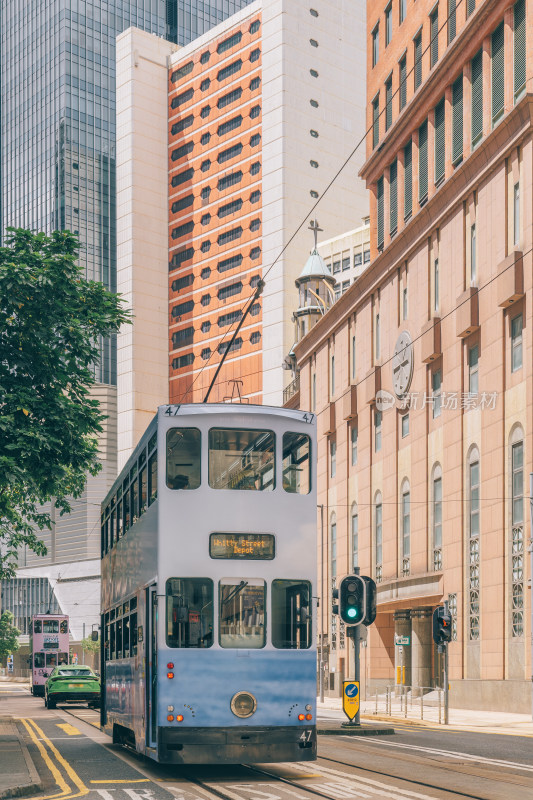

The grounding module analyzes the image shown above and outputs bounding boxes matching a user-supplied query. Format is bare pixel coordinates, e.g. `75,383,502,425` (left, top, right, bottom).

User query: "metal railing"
368,685,445,723
283,375,300,404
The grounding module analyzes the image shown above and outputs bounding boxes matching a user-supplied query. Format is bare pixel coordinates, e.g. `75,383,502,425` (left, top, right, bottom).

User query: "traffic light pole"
344,567,361,727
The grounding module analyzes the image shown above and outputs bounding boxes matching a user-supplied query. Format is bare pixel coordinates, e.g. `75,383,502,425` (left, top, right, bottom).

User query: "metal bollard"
421,691,424,720
375,690,378,715
404,686,408,718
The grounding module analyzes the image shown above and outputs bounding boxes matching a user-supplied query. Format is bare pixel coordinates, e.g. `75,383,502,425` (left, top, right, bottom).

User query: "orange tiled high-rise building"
293,0,533,711
167,14,264,405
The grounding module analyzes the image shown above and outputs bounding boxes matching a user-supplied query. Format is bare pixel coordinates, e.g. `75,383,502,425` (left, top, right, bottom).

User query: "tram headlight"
230,691,257,719
305,704,312,711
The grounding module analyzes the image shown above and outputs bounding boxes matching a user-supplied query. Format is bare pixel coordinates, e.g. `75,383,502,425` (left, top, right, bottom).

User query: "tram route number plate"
210,533,275,560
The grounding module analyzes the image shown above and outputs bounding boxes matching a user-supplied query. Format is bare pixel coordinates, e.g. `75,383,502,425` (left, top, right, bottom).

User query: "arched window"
510,426,524,637
467,446,480,641
351,503,359,570
374,492,383,582
401,479,410,576
432,464,443,571
330,513,337,582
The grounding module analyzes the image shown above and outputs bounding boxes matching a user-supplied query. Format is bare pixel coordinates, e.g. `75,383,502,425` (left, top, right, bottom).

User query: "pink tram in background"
30,614,70,696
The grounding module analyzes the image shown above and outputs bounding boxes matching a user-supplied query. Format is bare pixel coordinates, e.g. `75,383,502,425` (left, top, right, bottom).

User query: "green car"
44,666,101,709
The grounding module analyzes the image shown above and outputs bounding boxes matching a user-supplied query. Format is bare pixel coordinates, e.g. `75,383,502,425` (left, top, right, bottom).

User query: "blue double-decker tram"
100,403,317,764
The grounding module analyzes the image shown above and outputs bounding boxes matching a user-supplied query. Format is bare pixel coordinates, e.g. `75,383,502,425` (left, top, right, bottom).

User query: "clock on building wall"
392,331,414,398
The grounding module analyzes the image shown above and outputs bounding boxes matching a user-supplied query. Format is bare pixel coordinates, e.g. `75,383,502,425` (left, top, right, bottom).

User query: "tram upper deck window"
219,579,266,648
282,433,311,494
209,429,275,490
43,620,59,634
272,580,312,649
34,653,45,668
34,620,42,634
166,578,213,648
59,620,68,634
166,429,201,490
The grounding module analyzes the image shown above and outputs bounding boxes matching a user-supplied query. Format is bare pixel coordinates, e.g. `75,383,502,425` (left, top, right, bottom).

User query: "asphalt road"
1,685,533,800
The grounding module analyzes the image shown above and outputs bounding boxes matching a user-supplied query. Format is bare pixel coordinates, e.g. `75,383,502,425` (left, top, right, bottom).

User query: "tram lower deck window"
272,580,312,649
219,579,266,648
34,653,45,668
209,429,275,490
166,578,214,647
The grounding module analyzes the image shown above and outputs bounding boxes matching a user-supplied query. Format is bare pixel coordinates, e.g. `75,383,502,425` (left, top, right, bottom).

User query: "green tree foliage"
0,229,130,577
0,611,21,664
81,636,100,655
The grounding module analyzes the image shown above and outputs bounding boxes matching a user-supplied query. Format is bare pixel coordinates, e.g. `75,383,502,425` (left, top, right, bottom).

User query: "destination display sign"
209,533,275,560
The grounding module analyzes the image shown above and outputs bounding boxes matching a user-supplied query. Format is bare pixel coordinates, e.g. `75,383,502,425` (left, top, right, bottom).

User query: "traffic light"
361,576,377,626
432,606,452,645
339,575,365,625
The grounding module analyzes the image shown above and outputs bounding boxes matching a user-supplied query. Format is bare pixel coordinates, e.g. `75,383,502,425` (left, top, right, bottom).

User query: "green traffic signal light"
339,575,365,625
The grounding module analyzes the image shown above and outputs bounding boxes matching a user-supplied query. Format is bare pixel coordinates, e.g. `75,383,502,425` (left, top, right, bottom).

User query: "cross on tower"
308,219,323,250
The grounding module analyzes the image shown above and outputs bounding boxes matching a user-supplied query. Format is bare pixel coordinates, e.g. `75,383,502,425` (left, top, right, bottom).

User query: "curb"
318,725,395,736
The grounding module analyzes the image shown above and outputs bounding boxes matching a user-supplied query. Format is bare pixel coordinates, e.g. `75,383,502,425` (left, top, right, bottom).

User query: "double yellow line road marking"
20,718,89,799
20,719,151,799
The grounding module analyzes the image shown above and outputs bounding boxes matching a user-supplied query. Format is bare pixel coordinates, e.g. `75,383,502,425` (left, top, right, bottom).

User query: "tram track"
59,705,532,799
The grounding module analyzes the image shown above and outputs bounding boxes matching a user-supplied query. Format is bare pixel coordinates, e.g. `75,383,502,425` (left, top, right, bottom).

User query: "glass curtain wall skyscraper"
0,0,253,384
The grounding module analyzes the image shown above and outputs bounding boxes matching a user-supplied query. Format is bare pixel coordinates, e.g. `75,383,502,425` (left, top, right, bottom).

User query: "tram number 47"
299,729,313,744
302,413,314,424
164,405,181,416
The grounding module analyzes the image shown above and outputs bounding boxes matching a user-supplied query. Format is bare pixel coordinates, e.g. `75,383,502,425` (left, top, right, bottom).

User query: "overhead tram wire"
178,0,470,403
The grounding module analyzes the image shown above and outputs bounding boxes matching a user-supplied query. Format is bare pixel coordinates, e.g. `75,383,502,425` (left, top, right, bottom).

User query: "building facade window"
511,438,524,637
448,0,456,42
468,456,480,640
377,177,385,249
419,120,428,203
514,183,520,245
414,33,422,89
372,95,380,148
375,409,382,452
434,98,445,184
401,413,409,438
351,423,358,466
403,285,408,319
430,7,438,67
471,49,483,147
404,140,413,220
399,56,407,109
385,77,393,130
385,5,392,46
452,75,464,165
468,344,479,394
432,368,442,418
400,0,406,24
434,258,439,312
330,439,336,478
511,314,523,371
375,495,383,582
433,471,443,570
372,25,379,67
331,514,337,580
492,22,505,125
375,312,381,359
470,224,477,284
514,0,526,101
402,484,410,576
331,354,335,396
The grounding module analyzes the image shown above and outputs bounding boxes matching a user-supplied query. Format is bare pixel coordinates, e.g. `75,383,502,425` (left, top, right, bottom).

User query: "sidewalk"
0,718,44,799
317,695,533,735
